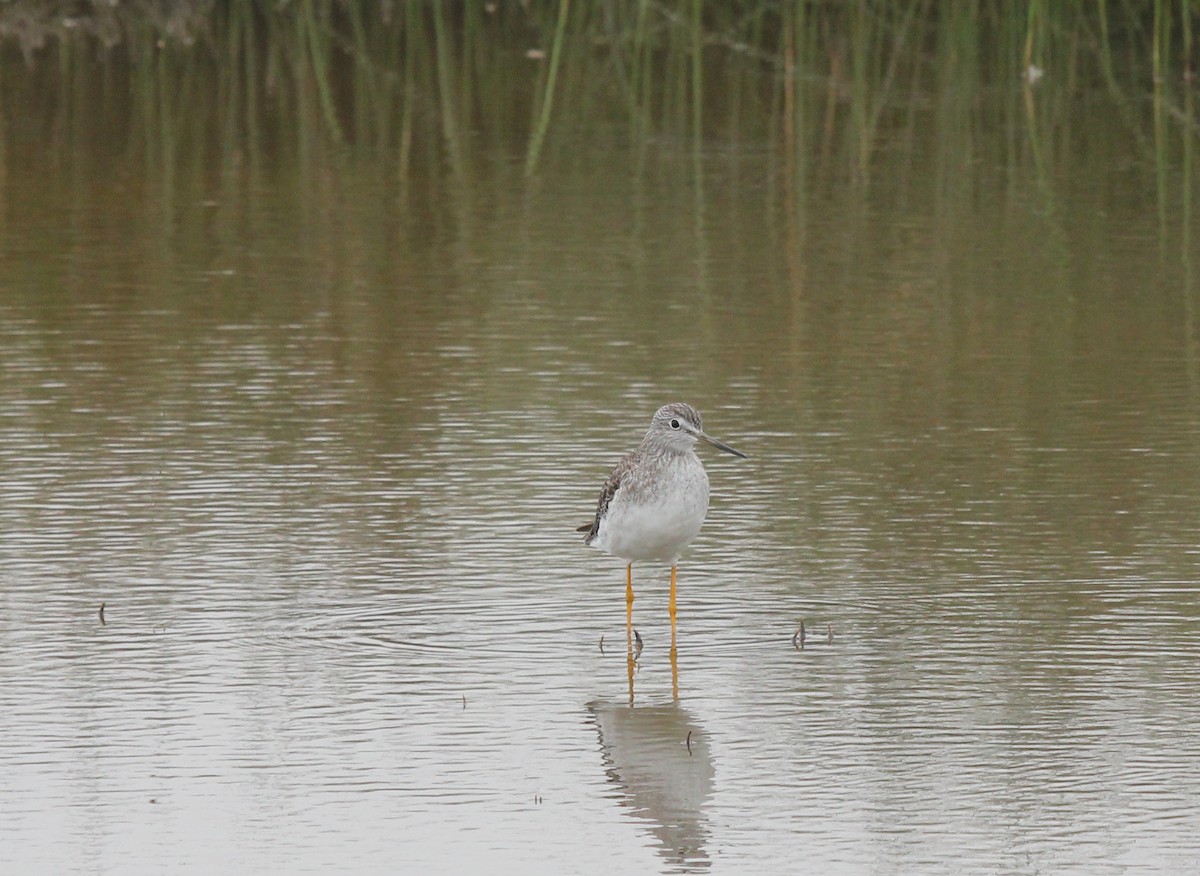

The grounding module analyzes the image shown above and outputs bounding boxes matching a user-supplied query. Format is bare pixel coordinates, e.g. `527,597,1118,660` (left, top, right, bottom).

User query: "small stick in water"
99,603,106,626
599,635,605,654
686,730,693,755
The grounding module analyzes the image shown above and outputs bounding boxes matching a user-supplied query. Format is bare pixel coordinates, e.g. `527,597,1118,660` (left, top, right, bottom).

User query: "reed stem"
526,0,571,175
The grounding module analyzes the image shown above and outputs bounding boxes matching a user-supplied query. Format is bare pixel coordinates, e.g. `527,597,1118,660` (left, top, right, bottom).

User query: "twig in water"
599,635,605,654
99,603,106,626
686,730,693,755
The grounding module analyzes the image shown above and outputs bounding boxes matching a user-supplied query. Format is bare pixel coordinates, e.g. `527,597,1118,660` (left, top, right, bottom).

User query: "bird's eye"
669,418,681,429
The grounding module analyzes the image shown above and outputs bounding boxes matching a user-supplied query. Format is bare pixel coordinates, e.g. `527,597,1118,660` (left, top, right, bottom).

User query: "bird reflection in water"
591,622,712,871
588,693,715,873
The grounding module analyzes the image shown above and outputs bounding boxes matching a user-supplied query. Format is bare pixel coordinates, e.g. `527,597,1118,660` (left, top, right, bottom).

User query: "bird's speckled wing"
578,449,642,544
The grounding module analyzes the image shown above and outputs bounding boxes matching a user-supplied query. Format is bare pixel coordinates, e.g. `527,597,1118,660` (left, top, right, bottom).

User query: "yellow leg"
625,563,636,705
669,564,679,700
625,563,634,629
669,564,678,626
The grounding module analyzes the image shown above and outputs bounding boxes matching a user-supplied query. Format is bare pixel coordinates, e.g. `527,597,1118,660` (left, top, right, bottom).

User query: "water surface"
2,90,1200,874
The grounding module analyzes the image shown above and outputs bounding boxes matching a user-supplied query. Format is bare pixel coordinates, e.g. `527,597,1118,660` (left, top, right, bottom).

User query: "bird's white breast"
592,452,710,563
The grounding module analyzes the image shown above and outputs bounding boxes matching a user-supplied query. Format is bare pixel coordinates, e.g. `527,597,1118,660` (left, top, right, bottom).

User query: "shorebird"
578,403,746,628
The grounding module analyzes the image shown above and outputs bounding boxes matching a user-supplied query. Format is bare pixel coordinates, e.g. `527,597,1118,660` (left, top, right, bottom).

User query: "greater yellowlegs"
578,403,747,628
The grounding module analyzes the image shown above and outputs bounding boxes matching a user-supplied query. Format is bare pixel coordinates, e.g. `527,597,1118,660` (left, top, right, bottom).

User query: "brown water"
2,78,1200,874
